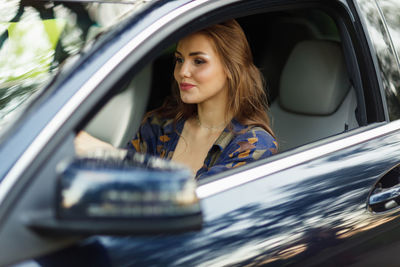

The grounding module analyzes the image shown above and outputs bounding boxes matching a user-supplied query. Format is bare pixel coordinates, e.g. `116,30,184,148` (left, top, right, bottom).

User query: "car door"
96,123,400,266
3,0,400,266
92,0,400,265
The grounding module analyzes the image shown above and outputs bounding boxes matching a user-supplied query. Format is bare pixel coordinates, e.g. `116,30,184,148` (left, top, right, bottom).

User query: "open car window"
81,7,367,179
239,10,359,152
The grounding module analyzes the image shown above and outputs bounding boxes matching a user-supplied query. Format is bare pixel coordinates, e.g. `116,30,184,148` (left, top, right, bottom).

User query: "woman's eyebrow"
175,50,207,56
189,51,207,56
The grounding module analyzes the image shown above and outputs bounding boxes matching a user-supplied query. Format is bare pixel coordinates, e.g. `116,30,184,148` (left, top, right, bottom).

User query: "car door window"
0,1,139,138
79,7,367,178
376,0,400,63
355,0,400,121
239,10,359,152
374,0,400,120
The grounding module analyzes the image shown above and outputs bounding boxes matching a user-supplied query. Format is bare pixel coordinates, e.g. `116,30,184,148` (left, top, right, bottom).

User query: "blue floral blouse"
126,114,277,180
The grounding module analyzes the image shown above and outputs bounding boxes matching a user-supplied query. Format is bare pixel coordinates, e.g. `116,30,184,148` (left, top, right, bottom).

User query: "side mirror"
29,152,202,235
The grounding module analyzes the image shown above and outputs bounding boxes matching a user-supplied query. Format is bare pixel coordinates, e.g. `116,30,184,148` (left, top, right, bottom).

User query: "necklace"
196,115,227,130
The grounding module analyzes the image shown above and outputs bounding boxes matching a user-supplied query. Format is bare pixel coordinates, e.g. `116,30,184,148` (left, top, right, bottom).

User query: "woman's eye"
194,58,205,65
175,56,184,64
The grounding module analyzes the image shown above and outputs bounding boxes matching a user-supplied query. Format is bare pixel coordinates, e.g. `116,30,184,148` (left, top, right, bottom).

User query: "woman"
76,19,277,179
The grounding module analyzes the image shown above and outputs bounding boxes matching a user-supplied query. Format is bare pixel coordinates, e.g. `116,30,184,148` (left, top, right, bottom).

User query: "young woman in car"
76,19,277,179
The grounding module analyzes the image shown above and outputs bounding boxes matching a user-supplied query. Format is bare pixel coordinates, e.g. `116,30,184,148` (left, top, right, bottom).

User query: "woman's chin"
180,96,199,104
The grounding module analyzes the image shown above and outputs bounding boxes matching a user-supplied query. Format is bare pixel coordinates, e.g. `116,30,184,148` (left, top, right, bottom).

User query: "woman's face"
174,33,228,105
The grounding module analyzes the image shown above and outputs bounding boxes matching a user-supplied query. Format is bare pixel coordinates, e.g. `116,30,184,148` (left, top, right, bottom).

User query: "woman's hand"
74,131,118,156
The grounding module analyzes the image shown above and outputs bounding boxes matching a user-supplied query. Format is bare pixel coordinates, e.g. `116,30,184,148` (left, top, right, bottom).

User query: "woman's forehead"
176,33,216,55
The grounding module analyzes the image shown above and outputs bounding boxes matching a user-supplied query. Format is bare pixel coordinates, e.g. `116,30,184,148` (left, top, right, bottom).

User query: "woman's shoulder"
219,122,277,163
244,127,276,145
231,121,277,151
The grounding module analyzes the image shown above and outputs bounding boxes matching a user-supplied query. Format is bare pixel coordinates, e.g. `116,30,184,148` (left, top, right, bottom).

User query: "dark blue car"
2,0,400,266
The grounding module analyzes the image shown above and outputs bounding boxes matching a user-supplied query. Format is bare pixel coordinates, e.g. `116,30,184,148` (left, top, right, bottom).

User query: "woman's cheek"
173,67,180,82
193,66,214,84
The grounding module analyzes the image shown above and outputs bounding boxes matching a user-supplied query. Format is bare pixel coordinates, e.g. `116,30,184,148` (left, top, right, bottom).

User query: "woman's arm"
74,131,121,156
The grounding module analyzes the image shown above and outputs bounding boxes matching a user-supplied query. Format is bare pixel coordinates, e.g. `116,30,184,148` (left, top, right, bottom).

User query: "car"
2,0,400,266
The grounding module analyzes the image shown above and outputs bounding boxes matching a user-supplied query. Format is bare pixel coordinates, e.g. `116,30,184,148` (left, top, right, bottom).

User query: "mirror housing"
28,152,202,235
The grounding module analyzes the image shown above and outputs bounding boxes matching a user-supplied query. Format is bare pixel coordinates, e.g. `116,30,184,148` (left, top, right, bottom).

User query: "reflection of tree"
376,0,400,120
357,0,400,121
0,1,95,63
0,1,95,132
378,0,400,59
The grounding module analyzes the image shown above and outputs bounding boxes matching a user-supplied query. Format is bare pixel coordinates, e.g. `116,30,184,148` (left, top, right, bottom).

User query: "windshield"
0,0,146,138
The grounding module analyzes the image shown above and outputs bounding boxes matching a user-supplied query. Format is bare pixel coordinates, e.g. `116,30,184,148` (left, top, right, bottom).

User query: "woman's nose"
179,62,191,78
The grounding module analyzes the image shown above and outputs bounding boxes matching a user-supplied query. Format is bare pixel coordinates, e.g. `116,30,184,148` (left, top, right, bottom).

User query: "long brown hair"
152,19,275,138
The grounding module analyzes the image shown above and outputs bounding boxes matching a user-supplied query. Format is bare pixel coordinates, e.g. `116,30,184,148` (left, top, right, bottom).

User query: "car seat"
85,65,151,148
269,40,358,152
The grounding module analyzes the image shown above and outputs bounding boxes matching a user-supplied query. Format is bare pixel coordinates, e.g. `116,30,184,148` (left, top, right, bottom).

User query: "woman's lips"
180,83,195,91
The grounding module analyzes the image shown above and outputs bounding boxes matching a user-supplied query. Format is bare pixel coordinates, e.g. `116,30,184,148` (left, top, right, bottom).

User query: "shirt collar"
214,119,247,151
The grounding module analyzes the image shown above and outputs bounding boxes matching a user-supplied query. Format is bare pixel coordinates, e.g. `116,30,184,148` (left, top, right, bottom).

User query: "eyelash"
175,56,184,64
194,58,205,65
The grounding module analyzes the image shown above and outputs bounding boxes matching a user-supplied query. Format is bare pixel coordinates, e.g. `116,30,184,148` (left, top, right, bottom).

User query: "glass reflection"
356,0,400,121
377,0,400,61
0,1,139,138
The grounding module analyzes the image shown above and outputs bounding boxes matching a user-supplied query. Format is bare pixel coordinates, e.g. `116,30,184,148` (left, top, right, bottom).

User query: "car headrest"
279,40,350,115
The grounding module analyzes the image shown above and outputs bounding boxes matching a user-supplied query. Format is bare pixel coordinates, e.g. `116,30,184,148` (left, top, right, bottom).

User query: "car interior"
84,8,362,154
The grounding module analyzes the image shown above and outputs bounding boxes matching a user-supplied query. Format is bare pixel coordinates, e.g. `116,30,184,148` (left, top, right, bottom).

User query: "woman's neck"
196,101,232,130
